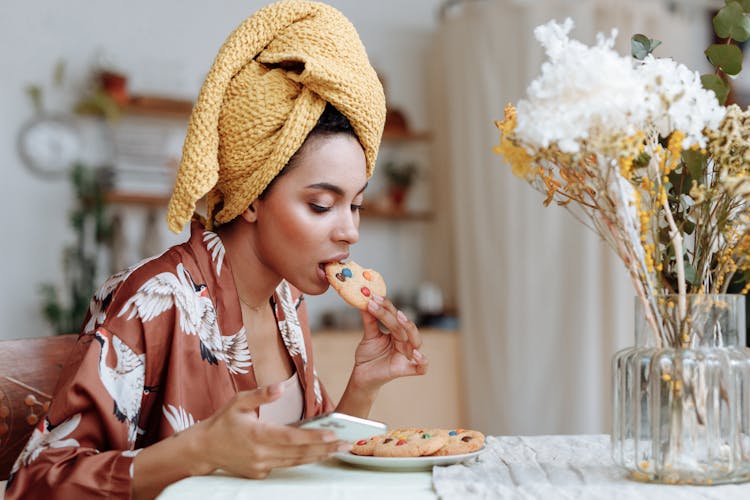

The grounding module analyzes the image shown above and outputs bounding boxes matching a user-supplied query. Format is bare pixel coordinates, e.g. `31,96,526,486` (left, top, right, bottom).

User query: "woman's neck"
217,218,281,310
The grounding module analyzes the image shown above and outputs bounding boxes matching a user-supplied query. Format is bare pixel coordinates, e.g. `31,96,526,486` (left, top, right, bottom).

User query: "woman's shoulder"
100,246,189,299
83,243,204,336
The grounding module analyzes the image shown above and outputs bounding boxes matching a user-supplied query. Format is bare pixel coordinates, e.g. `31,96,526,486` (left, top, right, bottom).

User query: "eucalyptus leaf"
679,194,695,209
705,43,743,75
701,74,730,104
714,2,750,42
683,260,701,286
631,33,662,60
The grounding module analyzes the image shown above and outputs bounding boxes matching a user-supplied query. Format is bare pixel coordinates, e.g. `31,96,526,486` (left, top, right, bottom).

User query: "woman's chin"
294,278,329,296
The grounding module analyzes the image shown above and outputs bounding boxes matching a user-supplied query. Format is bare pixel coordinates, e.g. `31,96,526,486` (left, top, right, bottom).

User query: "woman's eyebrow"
306,182,369,195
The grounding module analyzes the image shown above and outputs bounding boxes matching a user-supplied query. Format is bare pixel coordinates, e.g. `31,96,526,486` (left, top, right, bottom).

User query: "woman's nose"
335,210,359,244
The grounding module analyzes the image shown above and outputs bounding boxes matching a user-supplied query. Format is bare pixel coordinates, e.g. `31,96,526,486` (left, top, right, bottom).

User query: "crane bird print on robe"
84,254,160,334
8,414,82,487
117,263,251,374
94,330,145,444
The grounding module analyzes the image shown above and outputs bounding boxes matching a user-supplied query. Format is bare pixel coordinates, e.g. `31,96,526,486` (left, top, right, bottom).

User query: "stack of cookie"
350,428,485,457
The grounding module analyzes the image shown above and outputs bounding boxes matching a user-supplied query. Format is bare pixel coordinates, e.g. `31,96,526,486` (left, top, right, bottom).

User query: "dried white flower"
514,19,725,154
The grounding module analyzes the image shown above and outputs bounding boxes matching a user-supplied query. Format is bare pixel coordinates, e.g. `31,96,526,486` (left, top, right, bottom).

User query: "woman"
5,2,427,498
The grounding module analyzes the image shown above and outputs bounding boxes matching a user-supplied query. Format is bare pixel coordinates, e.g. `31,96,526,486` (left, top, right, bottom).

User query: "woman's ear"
240,204,258,223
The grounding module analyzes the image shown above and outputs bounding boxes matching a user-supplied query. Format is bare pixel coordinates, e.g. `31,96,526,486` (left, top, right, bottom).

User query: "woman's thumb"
234,383,285,410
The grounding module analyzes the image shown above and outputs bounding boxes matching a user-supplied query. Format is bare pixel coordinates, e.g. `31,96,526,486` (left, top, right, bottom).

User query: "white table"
157,458,435,500
158,435,750,500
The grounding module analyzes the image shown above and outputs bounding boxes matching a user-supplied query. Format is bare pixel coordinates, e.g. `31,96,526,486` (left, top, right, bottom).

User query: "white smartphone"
293,412,387,442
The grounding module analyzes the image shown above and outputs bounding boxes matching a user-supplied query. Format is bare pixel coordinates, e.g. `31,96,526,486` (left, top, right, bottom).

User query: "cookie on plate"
350,428,414,456
430,428,485,456
351,434,385,456
325,261,386,310
373,428,448,458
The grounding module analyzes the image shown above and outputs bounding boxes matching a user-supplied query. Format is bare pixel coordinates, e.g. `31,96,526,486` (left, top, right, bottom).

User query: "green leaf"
705,43,743,75
683,260,701,286
682,149,706,180
633,152,651,167
714,2,750,42
738,0,750,13
701,74,730,104
631,33,662,60
668,171,691,195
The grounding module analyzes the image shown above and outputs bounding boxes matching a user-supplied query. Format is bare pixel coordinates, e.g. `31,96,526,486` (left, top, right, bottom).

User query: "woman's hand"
133,385,347,498
190,385,348,478
351,295,429,391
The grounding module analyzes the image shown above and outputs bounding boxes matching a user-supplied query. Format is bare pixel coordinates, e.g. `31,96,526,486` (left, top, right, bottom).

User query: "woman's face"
252,133,368,295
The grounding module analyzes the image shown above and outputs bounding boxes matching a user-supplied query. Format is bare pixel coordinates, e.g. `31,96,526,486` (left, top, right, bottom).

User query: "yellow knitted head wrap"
167,0,386,233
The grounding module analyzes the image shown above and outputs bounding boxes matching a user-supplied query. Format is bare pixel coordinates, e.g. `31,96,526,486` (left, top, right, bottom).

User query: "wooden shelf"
363,206,433,221
382,128,431,142
122,95,193,119
105,191,171,207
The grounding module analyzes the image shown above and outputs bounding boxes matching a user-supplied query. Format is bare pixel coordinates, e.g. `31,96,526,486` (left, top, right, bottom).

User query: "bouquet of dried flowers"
494,7,750,349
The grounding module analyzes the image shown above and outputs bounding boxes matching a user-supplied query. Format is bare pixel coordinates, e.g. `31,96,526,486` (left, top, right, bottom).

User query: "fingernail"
413,349,425,361
397,310,408,324
368,300,380,312
323,432,338,442
373,294,384,304
337,442,352,452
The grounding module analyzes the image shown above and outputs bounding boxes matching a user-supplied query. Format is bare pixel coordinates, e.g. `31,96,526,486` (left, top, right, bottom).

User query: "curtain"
430,0,708,435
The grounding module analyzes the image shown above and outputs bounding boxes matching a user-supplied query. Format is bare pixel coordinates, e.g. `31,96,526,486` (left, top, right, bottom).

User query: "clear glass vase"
612,294,750,484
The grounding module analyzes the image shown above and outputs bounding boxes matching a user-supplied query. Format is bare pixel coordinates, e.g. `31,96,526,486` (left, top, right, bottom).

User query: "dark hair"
258,103,357,199
309,103,356,137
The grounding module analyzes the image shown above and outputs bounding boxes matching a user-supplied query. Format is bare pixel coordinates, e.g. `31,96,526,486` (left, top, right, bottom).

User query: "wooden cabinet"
310,328,465,428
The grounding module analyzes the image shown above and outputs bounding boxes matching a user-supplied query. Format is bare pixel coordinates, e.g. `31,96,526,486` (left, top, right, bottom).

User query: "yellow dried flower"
494,105,536,180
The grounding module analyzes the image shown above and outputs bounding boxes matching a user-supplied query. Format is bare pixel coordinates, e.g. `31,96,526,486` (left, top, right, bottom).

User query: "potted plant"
382,160,418,212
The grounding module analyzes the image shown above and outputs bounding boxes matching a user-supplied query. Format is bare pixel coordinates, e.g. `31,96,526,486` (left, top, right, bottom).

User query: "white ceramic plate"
334,448,485,472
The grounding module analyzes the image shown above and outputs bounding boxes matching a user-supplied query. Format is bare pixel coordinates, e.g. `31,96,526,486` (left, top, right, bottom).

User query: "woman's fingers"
396,309,422,351
231,383,285,412
256,423,338,446
220,426,349,478
366,295,423,356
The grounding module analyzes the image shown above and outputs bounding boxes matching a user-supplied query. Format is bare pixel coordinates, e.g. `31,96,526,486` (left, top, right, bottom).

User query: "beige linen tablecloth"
432,434,750,499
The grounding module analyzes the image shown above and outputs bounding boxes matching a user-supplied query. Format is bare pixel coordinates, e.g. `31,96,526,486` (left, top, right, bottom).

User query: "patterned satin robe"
5,220,334,498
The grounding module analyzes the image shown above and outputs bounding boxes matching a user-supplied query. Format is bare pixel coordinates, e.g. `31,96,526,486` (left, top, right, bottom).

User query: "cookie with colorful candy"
430,428,485,456
349,427,485,457
325,260,386,310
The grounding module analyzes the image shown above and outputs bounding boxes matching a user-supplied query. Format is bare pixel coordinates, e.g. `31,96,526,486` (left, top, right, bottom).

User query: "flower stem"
662,195,687,330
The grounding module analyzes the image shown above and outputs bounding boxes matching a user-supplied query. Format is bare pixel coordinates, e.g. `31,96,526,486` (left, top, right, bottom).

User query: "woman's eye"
351,203,364,212
309,203,331,213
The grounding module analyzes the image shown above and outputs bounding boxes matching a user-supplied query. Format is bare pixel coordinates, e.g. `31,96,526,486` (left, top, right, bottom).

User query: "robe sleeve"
4,326,145,500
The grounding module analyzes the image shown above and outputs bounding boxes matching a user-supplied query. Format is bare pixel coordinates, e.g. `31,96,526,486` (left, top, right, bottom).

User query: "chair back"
0,334,78,480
